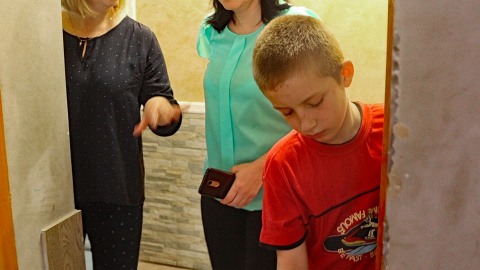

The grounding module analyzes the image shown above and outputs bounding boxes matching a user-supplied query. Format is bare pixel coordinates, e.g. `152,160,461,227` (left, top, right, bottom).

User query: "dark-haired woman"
196,0,318,269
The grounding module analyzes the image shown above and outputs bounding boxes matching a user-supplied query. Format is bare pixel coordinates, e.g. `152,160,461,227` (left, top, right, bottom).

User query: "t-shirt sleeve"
260,149,307,250
196,15,213,59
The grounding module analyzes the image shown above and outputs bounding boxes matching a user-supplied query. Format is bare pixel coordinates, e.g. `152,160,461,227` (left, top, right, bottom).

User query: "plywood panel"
41,210,85,270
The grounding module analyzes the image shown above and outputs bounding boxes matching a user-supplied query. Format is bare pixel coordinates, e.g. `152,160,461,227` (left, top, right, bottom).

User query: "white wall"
386,0,480,269
0,0,77,268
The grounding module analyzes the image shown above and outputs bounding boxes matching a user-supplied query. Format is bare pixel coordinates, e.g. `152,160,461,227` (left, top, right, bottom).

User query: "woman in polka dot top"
61,0,182,268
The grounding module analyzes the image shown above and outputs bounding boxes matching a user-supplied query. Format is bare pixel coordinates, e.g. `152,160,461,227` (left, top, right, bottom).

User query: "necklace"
77,37,92,58
67,11,114,58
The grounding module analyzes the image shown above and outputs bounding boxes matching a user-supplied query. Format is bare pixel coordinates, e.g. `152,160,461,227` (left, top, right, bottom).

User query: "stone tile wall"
139,103,211,270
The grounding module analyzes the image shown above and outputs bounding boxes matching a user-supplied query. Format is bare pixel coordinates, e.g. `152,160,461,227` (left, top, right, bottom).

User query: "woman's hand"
133,96,181,136
221,154,268,208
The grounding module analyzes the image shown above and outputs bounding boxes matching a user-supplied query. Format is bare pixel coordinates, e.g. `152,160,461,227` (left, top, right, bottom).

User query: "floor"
137,262,188,270
86,250,189,270
85,236,190,270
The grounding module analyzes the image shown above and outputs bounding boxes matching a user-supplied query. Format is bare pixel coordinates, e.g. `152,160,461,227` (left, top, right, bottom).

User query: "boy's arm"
277,241,309,270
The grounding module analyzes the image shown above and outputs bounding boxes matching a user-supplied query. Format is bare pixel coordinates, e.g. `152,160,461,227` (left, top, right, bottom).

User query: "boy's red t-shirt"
260,102,384,269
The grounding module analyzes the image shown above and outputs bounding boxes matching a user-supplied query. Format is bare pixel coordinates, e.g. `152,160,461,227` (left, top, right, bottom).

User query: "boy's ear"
341,60,354,87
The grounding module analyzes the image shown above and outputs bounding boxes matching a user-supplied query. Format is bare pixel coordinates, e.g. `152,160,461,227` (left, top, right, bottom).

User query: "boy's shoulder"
365,102,384,117
361,102,384,131
266,130,306,164
355,102,384,145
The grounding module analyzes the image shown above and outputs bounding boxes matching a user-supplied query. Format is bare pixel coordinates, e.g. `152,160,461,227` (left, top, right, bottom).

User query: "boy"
252,15,384,269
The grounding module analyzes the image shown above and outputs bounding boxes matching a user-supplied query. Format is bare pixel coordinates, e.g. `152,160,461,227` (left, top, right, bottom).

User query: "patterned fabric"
78,202,143,269
63,16,180,206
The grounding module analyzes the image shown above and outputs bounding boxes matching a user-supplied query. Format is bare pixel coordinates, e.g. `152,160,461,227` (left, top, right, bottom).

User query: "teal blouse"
197,5,319,211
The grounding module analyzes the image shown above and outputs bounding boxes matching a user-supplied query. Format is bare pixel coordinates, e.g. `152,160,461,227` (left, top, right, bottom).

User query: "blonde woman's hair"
61,0,125,17
253,15,344,92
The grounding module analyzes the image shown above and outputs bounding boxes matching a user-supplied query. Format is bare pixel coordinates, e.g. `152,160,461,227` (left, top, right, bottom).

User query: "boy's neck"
328,102,362,145
342,102,363,143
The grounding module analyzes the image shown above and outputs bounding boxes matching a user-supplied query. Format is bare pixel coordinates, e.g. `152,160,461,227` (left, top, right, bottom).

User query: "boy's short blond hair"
62,0,125,18
253,15,344,92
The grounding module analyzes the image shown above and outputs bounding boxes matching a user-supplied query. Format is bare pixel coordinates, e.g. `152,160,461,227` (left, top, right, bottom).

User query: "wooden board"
41,210,86,270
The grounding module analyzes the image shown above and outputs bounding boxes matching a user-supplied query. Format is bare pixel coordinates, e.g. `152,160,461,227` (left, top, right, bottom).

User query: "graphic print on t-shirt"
324,207,378,262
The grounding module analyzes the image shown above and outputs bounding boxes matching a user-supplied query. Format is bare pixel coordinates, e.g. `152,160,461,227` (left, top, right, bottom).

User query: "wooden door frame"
376,0,394,269
0,85,19,269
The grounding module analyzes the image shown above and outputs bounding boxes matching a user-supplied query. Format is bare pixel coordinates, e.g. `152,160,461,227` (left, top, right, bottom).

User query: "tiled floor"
86,251,189,270
85,236,190,270
138,261,189,270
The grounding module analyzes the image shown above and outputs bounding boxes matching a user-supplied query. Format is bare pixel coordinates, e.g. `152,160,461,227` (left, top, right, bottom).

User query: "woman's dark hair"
206,0,291,33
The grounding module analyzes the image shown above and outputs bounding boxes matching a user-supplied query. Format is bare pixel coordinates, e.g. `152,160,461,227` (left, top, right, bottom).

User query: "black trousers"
77,202,143,270
201,196,276,270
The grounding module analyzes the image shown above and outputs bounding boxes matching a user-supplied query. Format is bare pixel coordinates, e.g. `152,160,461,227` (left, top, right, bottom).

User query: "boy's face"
264,63,354,144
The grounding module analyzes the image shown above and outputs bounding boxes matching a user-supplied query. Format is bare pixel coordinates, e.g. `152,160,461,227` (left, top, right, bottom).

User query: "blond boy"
253,15,383,269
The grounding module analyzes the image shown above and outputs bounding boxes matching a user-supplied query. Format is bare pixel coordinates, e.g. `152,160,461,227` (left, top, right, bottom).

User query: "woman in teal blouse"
197,0,318,268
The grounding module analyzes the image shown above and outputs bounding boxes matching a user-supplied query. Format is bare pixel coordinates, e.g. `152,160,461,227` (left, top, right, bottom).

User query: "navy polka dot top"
63,16,181,206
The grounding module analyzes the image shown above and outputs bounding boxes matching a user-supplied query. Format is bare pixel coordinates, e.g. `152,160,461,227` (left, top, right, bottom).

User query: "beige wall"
136,0,211,102
136,0,388,103
294,0,387,103
0,0,78,268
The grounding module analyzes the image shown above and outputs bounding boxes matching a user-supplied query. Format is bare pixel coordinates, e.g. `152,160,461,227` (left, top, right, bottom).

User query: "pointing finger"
133,118,148,137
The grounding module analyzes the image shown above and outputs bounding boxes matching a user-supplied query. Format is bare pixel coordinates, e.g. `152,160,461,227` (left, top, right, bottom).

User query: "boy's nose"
300,116,316,133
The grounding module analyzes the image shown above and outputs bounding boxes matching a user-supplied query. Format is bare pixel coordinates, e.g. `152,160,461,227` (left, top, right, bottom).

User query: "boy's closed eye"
274,93,324,117
279,109,294,117
308,97,323,108
276,98,323,117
